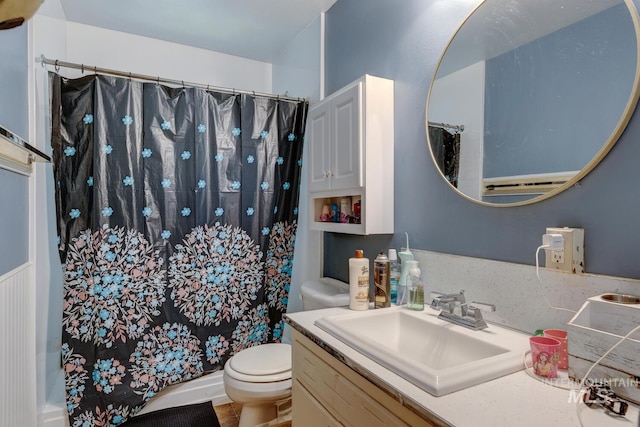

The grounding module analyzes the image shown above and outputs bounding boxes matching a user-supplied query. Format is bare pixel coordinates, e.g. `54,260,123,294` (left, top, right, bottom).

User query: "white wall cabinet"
308,82,361,192
307,75,394,235
291,329,434,427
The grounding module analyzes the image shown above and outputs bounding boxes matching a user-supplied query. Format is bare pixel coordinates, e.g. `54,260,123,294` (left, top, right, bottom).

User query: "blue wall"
323,0,640,282
0,25,30,275
484,4,635,177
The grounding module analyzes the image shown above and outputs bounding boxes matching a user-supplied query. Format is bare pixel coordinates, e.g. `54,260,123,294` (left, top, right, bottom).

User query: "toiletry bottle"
331,202,339,223
398,233,413,305
349,250,370,310
397,232,414,301
398,259,417,304
373,252,391,308
388,249,400,304
407,264,424,311
340,197,352,223
352,198,361,224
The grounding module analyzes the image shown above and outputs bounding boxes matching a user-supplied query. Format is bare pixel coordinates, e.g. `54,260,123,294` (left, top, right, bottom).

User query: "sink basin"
314,306,530,396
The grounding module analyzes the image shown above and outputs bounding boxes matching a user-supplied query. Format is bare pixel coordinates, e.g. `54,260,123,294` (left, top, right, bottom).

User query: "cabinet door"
330,82,362,190
293,380,343,427
293,330,433,426
308,101,332,192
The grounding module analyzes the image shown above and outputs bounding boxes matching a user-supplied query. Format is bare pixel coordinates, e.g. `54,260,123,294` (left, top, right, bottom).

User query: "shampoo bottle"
388,249,400,304
349,250,370,310
373,252,391,308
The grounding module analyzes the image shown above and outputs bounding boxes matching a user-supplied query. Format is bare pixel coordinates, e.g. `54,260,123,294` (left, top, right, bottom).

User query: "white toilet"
223,278,349,427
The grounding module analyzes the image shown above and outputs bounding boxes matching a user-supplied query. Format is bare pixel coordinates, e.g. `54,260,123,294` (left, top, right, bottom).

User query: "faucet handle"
469,301,496,313
429,291,444,300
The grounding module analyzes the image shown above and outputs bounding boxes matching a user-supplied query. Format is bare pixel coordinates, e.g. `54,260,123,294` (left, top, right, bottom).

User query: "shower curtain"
49,72,307,426
429,126,460,188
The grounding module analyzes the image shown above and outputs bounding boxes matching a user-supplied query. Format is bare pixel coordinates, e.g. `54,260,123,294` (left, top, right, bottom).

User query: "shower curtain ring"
94,66,97,74
128,72,132,81
156,76,160,85
81,64,84,74
54,60,60,72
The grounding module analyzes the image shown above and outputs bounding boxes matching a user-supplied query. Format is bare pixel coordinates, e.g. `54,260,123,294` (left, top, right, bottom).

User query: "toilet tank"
300,278,350,311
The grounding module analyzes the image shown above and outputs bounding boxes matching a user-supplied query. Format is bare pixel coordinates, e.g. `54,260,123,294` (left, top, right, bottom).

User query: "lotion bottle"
349,250,369,310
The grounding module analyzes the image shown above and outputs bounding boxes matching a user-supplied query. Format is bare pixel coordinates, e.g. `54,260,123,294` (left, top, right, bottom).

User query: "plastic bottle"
352,198,361,224
398,259,417,305
349,250,370,310
340,197,352,223
388,249,400,304
373,252,391,309
407,263,424,311
398,232,415,289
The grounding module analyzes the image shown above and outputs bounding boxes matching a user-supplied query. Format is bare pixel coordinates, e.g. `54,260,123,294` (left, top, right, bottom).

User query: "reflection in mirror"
427,0,640,206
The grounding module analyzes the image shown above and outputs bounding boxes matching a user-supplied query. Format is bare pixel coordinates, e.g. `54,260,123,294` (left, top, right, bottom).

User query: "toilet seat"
225,343,291,383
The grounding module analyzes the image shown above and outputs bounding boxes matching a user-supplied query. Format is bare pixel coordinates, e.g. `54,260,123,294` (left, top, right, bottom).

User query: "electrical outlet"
545,227,585,273
551,249,564,263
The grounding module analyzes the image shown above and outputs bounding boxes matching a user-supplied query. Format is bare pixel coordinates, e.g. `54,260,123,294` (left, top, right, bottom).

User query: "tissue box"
567,294,640,404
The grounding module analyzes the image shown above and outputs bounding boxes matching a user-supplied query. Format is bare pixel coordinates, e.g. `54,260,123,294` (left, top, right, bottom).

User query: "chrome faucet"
429,290,496,330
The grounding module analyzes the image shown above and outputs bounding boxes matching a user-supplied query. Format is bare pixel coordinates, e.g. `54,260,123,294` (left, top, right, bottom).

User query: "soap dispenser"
407,263,424,311
398,260,418,304
398,232,415,291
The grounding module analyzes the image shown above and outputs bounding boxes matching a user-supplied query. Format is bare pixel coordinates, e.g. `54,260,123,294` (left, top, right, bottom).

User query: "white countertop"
284,306,639,427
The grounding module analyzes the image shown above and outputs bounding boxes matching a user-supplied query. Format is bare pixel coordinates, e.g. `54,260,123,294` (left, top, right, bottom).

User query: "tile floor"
213,403,292,427
213,402,242,427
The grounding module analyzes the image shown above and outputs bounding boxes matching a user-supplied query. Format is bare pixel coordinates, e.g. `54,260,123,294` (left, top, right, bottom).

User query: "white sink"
314,306,530,396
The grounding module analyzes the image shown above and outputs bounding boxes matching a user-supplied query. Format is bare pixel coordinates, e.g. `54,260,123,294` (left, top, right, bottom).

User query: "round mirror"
426,0,640,206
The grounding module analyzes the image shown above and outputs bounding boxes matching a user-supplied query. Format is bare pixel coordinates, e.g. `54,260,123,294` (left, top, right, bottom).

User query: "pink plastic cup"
530,336,561,378
544,329,568,370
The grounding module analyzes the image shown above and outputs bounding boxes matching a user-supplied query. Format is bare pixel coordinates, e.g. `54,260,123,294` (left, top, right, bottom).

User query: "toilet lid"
229,343,291,377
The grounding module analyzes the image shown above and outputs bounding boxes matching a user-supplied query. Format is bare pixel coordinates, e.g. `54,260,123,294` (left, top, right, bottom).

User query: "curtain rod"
428,121,464,132
39,55,306,103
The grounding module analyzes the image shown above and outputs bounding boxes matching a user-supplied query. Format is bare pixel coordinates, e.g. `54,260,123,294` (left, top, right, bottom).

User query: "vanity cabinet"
291,330,434,427
307,75,394,235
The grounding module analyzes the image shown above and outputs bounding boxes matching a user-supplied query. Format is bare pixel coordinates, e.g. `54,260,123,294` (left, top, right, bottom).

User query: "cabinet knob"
327,171,333,178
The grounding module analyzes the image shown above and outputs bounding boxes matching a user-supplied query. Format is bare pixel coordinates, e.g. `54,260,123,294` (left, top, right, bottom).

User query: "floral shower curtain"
49,72,307,426
428,126,460,188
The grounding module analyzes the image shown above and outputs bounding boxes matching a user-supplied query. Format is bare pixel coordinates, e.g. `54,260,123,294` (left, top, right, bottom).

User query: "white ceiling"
36,0,338,63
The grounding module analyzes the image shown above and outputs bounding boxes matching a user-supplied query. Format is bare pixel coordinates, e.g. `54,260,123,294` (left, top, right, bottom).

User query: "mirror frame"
426,0,640,207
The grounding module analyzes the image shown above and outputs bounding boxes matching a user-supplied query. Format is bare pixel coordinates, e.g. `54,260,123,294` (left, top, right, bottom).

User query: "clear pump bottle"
407,264,424,311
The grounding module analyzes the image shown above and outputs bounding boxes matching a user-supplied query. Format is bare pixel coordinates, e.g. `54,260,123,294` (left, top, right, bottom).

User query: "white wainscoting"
0,264,36,427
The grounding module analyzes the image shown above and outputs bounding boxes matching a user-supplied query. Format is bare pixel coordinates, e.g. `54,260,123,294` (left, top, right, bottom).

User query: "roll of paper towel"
300,277,350,310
